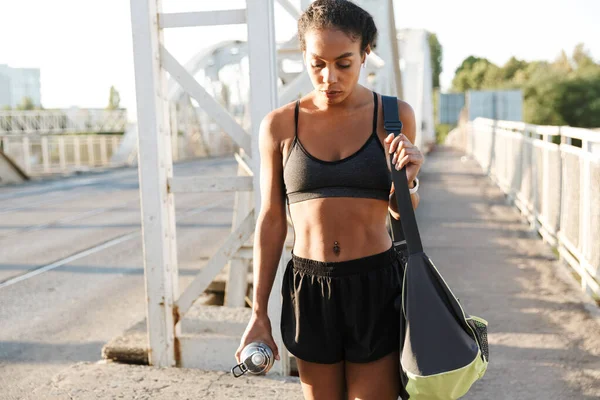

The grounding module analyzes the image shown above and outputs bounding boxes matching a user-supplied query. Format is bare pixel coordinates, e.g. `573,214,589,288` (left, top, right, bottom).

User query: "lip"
322,90,342,98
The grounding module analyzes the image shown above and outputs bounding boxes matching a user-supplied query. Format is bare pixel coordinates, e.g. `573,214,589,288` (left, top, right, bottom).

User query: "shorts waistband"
291,247,397,277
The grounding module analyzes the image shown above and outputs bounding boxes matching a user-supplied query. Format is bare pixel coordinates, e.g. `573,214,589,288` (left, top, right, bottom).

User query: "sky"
0,0,598,118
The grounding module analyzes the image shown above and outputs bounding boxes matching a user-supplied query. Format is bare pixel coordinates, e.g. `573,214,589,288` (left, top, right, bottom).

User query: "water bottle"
231,342,275,377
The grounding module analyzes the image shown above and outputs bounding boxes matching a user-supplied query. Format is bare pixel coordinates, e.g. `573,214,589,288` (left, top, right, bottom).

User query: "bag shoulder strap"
381,95,423,255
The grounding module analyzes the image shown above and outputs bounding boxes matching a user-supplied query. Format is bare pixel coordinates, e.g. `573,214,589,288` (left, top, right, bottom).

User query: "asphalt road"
0,158,237,399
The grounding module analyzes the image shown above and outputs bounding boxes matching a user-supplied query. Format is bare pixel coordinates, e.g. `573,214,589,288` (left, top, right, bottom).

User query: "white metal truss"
129,0,405,374
130,0,180,369
130,0,286,371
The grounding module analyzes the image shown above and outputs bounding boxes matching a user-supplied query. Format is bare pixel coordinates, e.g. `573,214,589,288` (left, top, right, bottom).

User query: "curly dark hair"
298,0,378,53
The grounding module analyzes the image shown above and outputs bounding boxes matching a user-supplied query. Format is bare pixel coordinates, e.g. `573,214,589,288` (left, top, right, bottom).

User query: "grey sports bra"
283,92,392,204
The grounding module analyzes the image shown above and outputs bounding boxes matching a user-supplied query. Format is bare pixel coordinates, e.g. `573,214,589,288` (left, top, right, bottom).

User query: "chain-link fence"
463,118,600,300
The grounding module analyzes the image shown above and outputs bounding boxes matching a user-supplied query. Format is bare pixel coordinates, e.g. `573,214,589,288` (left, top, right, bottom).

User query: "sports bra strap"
372,91,378,134
294,100,300,138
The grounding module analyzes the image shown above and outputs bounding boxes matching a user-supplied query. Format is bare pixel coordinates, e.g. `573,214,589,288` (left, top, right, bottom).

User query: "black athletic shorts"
281,246,406,364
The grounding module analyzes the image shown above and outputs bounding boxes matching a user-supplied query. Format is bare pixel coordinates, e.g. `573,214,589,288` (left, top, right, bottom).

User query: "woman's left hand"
384,133,424,189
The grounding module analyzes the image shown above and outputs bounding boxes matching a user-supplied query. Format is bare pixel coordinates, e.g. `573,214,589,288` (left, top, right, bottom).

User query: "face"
303,28,369,105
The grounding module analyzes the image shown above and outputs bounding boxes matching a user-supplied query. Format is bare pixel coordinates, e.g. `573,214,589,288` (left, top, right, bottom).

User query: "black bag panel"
401,254,479,376
425,255,477,336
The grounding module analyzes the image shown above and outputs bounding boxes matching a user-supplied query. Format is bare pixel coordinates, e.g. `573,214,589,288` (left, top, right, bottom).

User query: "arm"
385,100,423,220
252,112,288,317
236,110,288,362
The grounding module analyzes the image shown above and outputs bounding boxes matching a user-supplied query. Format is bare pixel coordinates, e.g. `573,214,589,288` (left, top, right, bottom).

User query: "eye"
311,63,324,69
338,64,351,69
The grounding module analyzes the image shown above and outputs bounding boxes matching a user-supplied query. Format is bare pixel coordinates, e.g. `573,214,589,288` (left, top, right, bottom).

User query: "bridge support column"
130,0,179,367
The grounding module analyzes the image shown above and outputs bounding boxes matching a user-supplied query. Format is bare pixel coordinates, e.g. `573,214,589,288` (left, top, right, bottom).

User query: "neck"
313,84,366,111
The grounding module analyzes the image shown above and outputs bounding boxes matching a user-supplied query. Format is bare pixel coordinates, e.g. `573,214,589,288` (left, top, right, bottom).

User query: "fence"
465,118,600,299
0,134,123,176
0,109,127,135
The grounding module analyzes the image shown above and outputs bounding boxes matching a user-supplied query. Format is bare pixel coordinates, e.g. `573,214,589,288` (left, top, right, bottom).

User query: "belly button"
333,241,340,255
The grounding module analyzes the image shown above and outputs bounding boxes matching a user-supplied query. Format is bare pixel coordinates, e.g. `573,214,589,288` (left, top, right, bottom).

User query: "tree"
500,57,528,82
452,58,500,91
554,70,600,127
572,43,595,70
454,56,488,75
16,97,36,110
107,86,121,110
553,50,573,74
428,33,443,89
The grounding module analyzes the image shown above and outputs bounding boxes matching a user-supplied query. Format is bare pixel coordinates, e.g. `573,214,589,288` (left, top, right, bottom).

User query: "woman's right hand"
235,312,280,363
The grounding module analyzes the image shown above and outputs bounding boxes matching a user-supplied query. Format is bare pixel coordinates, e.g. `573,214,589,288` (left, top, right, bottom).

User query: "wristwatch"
409,177,419,195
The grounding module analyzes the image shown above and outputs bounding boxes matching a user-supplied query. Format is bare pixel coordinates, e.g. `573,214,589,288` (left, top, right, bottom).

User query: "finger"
390,139,404,158
384,133,394,143
392,144,406,164
400,154,422,169
270,340,280,360
398,147,419,156
396,154,410,170
399,134,414,145
393,148,407,165
388,135,403,154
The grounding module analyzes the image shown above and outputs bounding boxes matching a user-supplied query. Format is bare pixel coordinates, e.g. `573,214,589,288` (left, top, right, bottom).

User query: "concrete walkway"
28,145,600,399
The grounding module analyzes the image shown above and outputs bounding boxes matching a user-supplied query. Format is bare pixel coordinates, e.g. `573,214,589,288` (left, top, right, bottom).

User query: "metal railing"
0,109,127,135
0,120,237,178
0,134,123,176
465,118,600,299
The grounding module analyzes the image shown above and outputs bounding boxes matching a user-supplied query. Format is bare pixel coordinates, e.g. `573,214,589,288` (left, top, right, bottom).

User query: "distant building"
0,64,41,108
467,89,523,122
438,89,523,124
438,93,466,125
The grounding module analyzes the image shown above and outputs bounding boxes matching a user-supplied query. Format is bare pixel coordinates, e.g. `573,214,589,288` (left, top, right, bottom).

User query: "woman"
236,1,424,398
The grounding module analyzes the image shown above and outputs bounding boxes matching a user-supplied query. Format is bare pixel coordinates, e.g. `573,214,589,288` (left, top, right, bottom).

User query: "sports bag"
382,95,489,400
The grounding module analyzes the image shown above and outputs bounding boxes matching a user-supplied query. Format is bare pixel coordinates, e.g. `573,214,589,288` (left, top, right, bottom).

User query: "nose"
322,66,337,84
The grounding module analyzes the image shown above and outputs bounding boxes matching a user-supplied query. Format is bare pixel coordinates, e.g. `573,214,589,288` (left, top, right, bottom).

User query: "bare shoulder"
397,99,415,121
259,102,297,147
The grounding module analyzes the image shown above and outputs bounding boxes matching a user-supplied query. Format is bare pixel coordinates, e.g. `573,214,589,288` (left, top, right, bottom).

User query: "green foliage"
500,57,528,81
16,97,36,110
107,86,121,110
451,43,600,128
435,123,454,145
428,33,443,89
452,59,501,91
554,70,600,127
454,56,486,75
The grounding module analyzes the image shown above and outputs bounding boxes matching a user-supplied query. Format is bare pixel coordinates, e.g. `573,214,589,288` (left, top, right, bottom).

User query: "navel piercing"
333,241,340,255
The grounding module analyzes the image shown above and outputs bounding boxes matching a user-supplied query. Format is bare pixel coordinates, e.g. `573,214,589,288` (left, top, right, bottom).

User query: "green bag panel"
405,349,489,400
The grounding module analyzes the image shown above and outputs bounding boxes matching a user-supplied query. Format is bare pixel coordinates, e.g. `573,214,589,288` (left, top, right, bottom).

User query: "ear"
362,45,371,63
